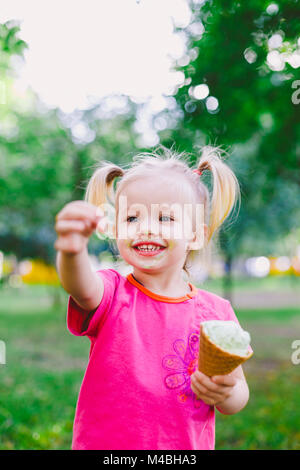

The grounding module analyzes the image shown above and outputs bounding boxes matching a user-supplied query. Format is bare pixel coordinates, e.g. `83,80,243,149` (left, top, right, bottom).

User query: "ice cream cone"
198,324,253,376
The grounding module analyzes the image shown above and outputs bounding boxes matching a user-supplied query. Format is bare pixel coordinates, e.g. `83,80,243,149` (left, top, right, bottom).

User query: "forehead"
119,174,195,209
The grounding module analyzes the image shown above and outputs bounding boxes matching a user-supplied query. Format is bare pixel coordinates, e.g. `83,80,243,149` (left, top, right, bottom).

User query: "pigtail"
85,162,124,208
195,146,241,242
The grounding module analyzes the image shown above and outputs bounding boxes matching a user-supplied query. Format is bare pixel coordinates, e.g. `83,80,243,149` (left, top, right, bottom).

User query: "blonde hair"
85,144,241,279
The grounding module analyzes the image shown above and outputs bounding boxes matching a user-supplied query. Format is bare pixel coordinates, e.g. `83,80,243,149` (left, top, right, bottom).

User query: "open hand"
190,370,237,407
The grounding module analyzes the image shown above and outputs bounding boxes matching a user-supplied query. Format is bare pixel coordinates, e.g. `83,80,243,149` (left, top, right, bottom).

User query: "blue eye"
127,216,138,223
160,215,174,222
127,215,174,222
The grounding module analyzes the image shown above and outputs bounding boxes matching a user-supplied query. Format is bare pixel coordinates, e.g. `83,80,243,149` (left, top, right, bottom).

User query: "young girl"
55,145,251,450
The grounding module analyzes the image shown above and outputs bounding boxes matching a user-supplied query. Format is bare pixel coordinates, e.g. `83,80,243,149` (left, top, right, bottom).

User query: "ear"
187,224,208,251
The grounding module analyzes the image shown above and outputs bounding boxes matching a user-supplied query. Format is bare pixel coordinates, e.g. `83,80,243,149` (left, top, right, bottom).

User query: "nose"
138,215,159,236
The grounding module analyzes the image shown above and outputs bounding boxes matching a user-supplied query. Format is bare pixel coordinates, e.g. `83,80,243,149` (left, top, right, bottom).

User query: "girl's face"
116,175,206,273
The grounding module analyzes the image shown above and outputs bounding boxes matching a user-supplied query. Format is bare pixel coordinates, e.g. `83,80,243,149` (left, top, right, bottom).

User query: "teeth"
135,244,162,251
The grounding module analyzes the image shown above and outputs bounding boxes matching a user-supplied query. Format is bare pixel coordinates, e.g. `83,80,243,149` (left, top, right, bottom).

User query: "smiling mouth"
132,243,167,256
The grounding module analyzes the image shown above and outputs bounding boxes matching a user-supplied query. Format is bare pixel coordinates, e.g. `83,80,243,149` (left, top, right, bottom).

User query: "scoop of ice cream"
201,320,251,357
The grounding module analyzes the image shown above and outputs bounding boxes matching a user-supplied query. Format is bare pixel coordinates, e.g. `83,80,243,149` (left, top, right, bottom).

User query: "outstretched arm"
55,201,104,311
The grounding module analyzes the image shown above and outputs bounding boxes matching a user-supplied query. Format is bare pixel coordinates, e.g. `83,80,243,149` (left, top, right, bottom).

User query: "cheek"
162,220,193,242
168,240,176,251
116,239,131,258
167,240,187,255
161,223,181,240
117,222,138,240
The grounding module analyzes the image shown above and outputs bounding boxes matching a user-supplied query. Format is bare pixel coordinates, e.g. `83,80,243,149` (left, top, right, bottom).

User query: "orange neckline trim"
126,273,198,303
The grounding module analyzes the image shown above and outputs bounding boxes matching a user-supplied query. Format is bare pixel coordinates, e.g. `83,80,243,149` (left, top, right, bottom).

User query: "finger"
211,375,237,387
64,200,98,211
95,206,105,217
191,382,225,403
190,375,222,400
54,234,85,253
56,205,100,223
191,382,204,399
56,210,97,223
95,217,108,234
55,220,89,234
193,370,222,393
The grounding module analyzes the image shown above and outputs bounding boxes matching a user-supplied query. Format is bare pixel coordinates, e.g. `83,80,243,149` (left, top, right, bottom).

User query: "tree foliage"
158,0,300,264
0,21,140,263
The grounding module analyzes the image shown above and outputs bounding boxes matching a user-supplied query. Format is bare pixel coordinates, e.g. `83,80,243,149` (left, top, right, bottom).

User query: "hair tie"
193,169,203,176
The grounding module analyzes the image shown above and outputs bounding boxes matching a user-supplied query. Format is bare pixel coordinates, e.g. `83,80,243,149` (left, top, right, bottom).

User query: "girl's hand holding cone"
191,325,238,406
190,369,237,407
191,324,251,412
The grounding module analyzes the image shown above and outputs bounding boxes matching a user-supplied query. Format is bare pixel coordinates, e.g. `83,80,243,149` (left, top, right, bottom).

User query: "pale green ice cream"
202,320,251,357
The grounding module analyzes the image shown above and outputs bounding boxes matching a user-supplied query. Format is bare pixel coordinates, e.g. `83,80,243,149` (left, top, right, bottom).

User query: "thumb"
96,217,108,234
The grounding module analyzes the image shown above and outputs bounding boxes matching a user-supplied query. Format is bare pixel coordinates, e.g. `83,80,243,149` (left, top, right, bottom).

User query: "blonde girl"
55,145,251,450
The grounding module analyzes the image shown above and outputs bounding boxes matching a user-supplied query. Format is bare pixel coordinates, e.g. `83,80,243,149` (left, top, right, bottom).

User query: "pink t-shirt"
67,268,249,450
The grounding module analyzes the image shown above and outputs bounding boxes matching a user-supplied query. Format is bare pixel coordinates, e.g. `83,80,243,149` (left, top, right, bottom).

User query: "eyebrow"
126,209,175,214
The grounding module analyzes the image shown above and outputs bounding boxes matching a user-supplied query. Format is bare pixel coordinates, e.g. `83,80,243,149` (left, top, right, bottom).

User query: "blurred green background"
0,0,300,450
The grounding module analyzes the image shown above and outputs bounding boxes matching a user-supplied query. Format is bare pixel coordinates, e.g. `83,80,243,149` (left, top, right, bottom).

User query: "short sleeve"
67,269,118,339
224,300,253,354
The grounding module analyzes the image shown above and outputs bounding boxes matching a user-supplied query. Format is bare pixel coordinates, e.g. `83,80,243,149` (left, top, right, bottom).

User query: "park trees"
157,0,300,299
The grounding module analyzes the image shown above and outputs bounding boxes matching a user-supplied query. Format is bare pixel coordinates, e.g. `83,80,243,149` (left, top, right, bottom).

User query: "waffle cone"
198,325,253,376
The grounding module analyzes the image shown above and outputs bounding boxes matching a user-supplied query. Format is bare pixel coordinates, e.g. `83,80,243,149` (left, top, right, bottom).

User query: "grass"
216,365,300,449
0,282,299,450
200,273,300,294
231,307,300,322
0,304,89,450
